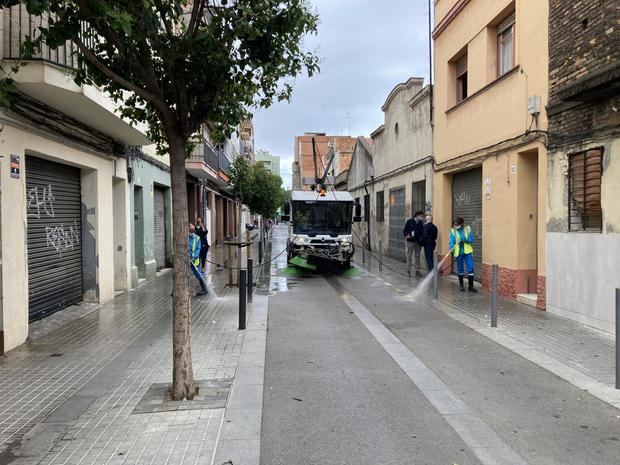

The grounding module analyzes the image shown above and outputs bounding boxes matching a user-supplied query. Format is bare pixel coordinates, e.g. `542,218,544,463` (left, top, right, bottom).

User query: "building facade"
129,150,173,287
349,78,433,262
292,133,356,190
0,5,151,353
433,0,549,308
545,0,619,333
256,151,281,175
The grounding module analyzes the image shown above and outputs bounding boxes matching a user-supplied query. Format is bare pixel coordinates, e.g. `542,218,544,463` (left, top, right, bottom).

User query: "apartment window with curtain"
376,191,384,222
497,13,515,77
568,148,603,232
455,53,468,103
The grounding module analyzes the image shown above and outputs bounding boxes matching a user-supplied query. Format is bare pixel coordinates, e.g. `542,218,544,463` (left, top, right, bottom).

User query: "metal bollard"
362,246,366,264
433,250,439,300
239,269,247,330
247,259,253,303
491,264,498,328
258,239,263,264
616,288,619,389
378,240,383,272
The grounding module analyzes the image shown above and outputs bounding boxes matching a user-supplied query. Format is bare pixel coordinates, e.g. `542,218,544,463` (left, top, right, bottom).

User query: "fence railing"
3,5,83,69
189,142,232,175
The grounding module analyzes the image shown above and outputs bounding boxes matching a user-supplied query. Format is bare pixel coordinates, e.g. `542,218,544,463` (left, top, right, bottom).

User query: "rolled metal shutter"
153,187,166,270
388,187,406,262
452,168,483,280
26,156,82,321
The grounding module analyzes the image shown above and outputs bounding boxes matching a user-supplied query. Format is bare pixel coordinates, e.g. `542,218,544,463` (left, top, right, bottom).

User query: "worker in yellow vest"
448,217,477,293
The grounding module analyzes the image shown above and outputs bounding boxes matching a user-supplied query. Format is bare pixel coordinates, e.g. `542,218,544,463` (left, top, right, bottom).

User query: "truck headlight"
293,236,309,245
339,240,352,251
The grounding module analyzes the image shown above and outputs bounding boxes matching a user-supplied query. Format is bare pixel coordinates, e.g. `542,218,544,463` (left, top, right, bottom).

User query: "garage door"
154,187,167,271
452,168,483,281
388,187,406,262
26,156,82,321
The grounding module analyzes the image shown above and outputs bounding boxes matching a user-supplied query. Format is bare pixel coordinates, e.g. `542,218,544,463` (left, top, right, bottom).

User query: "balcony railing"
218,149,231,175
3,5,83,69
190,141,219,170
189,142,232,175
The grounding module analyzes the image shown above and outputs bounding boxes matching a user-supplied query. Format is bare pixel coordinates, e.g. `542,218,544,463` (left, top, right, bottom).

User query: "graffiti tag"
46,221,80,255
27,184,55,219
471,217,483,240
453,192,471,209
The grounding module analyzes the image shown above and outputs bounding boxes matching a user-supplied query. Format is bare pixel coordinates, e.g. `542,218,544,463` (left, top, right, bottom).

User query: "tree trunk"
168,135,197,400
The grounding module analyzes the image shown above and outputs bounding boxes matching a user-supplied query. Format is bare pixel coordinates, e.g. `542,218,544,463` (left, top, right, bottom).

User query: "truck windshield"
292,201,353,236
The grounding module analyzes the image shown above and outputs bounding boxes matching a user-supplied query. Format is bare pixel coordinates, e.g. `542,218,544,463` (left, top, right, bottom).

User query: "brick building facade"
545,0,620,333
292,133,356,190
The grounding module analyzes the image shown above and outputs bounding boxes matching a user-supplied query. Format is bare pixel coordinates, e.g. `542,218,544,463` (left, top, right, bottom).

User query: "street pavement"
1,224,619,465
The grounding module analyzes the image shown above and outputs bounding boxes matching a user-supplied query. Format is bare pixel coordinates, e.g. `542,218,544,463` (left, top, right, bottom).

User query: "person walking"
195,217,209,272
403,211,425,277
448,217,477,292
422,214,438,274
188,223,208,296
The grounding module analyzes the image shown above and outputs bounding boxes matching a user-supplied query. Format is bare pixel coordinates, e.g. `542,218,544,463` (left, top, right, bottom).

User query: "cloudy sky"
253,0,432,188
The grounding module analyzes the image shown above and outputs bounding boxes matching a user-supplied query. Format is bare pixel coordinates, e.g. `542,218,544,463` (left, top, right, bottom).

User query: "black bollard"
247,259,253,303
239,269,247,330
258,239,263,264
491,264,498,328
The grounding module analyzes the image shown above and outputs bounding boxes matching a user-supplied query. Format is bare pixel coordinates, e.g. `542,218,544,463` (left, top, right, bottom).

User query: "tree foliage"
0,0,319,152
229,156,285,218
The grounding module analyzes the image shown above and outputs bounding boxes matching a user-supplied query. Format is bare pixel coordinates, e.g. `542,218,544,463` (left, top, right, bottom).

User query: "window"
568,148,603,232
455,53,468,103
364,194,370,222
376,191,384,222
497,13,515,76
412,180,426,214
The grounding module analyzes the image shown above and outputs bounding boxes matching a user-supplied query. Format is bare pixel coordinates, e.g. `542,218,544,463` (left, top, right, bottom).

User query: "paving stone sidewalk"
352,250,619,408
0,238,265,465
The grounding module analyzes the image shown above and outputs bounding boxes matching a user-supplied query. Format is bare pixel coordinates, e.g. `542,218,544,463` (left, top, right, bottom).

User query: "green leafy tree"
0,0,319,400
229,157,285,218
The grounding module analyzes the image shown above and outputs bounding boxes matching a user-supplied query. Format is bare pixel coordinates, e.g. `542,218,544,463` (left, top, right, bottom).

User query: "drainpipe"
363,177,373,253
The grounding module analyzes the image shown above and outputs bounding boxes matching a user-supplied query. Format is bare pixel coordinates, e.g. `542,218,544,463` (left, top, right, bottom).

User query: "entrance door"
26,156,83,320
452,168,483,280
388,187,406,262
153,187,167,271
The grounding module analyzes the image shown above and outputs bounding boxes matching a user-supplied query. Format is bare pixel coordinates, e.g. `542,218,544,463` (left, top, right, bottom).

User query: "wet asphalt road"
259,225,620,465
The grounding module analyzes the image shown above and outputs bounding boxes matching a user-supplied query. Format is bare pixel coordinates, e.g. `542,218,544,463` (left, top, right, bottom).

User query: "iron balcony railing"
218,149,231,175
189,142,232,175
190,141,219,171
2,4,92,69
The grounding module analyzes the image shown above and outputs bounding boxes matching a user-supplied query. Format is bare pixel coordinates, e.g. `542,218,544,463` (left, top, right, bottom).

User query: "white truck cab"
282,190,361,271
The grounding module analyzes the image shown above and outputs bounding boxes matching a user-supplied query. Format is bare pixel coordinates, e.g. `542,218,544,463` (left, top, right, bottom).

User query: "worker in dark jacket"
188,224,208,296
195,217,209,272
421,214,438,273
403,211,425,277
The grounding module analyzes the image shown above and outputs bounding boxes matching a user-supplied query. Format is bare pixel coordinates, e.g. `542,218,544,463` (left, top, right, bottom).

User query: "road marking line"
335,280,529,465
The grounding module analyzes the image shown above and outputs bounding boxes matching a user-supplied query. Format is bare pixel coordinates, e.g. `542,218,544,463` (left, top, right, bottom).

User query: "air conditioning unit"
528,96,541,116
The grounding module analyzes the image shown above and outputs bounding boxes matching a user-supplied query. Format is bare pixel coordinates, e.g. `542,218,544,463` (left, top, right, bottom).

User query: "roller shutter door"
388,187,406,262
154,187,167,270
452,168,483,281
26,156,82,321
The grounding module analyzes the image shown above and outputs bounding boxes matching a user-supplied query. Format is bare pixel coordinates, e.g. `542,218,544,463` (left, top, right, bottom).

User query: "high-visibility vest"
451,226,473,257
190,234,200,266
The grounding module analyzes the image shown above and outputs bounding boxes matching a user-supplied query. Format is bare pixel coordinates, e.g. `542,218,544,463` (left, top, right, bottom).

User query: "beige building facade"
0,6,150,353
349,78,433,263
433,0,548,307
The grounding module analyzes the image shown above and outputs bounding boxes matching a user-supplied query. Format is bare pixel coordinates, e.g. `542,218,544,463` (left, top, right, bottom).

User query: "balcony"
2,5,150,145
186,142,232,186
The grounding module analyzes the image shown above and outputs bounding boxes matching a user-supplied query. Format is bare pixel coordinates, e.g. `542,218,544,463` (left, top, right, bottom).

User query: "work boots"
468,275,478,293
458,275,465,292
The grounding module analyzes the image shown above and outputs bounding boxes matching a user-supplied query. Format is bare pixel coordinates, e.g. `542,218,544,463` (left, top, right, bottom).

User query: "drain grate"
132,378,232,414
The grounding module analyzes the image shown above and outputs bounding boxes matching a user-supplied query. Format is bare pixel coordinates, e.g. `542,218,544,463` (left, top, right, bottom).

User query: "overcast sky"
253,0,432,188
